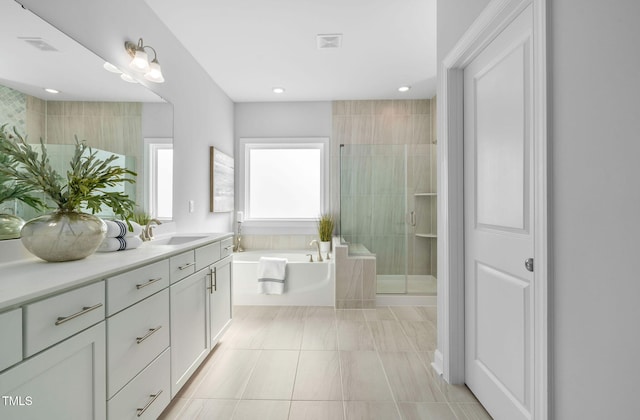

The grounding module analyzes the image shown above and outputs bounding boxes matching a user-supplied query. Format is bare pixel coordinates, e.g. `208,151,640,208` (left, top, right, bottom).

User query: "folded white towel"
257,257,287,295
97,235,143,252
103,220,143,238
104,219,128,238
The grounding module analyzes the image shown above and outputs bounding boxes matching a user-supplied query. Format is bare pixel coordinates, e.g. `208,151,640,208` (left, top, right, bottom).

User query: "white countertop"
0,233,233,311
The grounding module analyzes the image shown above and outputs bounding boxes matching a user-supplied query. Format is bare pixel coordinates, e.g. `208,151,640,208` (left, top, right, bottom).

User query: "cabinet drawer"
24,281,105,357
169,250,195,284
195,241,221,270
0,308,22,371
108,348,170,420
107,288,169,398
106,259,170,316
220,237,234,258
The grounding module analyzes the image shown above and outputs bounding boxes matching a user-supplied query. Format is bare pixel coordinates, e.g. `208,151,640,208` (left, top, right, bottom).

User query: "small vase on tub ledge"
317,213,335,258
0,125,137,262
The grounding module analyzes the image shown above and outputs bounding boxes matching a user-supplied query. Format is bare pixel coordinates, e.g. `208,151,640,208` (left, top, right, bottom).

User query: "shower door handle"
408,211,416,227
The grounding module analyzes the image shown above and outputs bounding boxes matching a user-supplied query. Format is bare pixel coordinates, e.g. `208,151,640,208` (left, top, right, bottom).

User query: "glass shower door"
340,144,409,294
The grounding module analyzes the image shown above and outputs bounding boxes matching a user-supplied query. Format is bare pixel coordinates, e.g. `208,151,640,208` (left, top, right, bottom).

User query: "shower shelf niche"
414,192,437,238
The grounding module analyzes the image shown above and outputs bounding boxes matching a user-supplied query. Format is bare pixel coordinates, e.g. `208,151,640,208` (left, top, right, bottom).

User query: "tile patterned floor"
159,306,492,420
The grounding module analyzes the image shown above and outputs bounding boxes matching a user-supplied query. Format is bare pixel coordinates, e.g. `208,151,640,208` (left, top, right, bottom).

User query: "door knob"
525,258,534,272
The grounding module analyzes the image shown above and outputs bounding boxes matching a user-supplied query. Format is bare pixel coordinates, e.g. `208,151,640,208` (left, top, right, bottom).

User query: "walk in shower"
339,144,437,295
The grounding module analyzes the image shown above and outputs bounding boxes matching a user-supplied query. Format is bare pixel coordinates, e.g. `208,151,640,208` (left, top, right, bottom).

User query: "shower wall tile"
393,100,413,116
372,114,394,143
46,101,64,116
351,115,373,144
336,257,363,300
363,258,377,300
412,115,431,144
371,195,405,236
26,95,45,114
46,115,64,144
392,115,412,144
66,116,85,143
84,102,102,117
332,115,351,145
343,100,373,115
414,99,430,115
373,100,394,116
84,116,103,147
65,101,84,116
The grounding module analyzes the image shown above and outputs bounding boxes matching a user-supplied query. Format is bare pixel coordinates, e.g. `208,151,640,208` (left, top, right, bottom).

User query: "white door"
464,4,534,420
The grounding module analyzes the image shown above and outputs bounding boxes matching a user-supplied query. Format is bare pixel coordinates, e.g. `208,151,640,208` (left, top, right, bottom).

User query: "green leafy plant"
0,125,137,220
129,207,152,226
0,152,46,212
317,213,335,242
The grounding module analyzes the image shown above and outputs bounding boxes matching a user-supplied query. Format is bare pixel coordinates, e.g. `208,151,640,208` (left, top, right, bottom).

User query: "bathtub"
232,250,335,306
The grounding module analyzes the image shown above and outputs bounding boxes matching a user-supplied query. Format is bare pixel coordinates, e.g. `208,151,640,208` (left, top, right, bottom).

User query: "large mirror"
0,1,173,239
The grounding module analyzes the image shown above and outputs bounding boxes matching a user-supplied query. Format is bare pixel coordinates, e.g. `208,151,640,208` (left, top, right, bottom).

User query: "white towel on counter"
103,220,143,238
257,257,287,295
96,236,143,252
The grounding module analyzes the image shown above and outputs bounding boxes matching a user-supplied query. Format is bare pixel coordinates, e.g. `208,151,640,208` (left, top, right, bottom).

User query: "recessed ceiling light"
103,62,122,74
398,86,411,92
44,88,59,94
273,87,285,94
120,73,138,83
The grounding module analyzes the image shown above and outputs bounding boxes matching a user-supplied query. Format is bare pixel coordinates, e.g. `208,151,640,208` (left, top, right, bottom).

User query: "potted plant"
0,125,137,261
0,153,47,240
317,212,334,254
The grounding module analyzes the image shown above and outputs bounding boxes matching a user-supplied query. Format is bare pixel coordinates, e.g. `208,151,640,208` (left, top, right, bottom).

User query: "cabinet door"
209,255,232,348
0,322,106,420
169,268,209,398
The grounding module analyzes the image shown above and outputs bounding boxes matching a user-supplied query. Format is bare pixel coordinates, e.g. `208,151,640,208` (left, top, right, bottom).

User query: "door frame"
434,0,549,418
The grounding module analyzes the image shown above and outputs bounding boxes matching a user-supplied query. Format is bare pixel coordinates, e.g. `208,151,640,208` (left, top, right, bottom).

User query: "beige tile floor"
159,306,492,420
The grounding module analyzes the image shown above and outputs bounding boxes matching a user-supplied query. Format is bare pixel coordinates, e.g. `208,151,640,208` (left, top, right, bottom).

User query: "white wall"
235,102,332,138
234,101,332,236
438,0,640,418
549,0,640,418
21,0,235,233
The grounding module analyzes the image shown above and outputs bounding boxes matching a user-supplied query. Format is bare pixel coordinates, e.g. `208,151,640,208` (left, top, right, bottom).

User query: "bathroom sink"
151,235,207,245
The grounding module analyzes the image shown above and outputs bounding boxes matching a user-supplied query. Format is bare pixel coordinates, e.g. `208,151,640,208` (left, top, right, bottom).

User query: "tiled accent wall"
331,99,437,279
0,85,26,134
334,239,377,308
238,234,319,251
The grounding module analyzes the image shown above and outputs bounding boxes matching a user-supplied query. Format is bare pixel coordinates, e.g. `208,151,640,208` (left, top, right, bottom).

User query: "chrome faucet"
142,218,162,241
309,239,323,262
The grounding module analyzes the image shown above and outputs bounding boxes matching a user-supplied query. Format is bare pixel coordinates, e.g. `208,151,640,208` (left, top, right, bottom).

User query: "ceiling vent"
19,37,58,52
316,34,342,49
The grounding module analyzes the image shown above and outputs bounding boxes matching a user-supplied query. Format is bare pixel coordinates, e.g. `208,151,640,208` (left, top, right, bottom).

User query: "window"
240,138,328,232
146,138,173,220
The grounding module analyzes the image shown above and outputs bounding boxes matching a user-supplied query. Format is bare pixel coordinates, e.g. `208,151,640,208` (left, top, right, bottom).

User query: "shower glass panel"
340,144,437,295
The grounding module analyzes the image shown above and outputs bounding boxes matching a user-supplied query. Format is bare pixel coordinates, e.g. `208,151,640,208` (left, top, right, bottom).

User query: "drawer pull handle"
178,262,194,270
136,277,163,290
136,326,162,344
224,245,234,251
55,303,103,326
136,390,163,417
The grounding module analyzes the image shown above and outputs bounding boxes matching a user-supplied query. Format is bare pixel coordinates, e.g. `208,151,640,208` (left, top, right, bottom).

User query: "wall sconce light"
124,38,165,83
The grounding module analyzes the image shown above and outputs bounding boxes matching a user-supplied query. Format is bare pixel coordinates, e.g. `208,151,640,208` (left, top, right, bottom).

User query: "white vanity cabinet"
0,308,22,372
0,233,233,420
0,321,106,420
169,268,209,397
208,255,233,348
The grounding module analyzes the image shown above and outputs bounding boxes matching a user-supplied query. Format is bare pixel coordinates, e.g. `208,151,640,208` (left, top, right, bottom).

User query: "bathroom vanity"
0,233,233,420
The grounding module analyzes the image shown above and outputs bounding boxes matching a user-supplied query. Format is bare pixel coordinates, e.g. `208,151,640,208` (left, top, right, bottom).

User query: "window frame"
144,137,173,221
238,137,329,234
